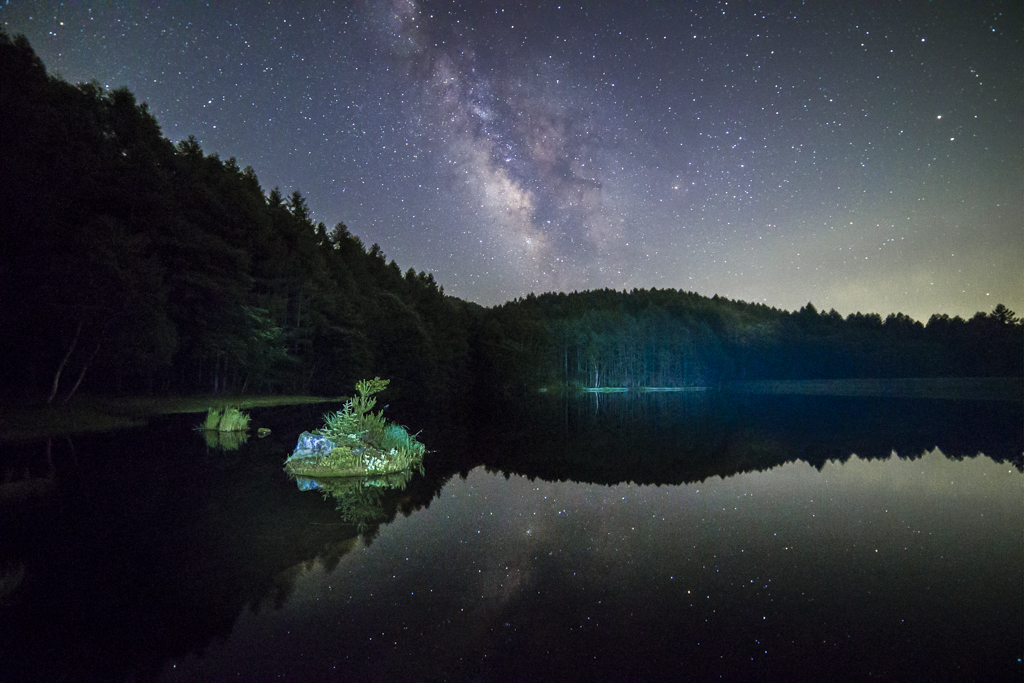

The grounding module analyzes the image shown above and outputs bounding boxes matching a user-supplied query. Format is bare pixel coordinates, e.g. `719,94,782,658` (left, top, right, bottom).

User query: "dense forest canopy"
1,32,1020,409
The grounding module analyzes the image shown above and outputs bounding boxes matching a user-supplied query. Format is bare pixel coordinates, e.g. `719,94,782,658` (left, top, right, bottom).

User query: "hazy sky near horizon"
4,1,1021,321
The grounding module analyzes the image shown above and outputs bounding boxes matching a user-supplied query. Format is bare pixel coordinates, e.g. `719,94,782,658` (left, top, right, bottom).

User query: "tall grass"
218,407,251,431
199,406,250,432
202,408,223,430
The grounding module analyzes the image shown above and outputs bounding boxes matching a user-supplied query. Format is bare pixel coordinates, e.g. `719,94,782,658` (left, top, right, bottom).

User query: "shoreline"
571,377,1021,402
0,395,345,443
725,377,1022,402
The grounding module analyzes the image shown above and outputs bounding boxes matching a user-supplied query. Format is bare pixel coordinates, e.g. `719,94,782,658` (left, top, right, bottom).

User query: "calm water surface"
1,395,1021,681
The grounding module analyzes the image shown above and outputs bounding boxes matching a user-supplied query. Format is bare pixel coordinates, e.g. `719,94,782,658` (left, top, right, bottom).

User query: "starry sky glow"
4,1,1021,321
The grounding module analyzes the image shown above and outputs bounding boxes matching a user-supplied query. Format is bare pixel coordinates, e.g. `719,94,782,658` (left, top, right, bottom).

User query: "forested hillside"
2,31,1019,410
485,290,1021,391
0,31,476,411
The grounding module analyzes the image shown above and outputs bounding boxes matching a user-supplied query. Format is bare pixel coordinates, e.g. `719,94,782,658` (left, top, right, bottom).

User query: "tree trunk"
48,321,82,404
62,339,101,405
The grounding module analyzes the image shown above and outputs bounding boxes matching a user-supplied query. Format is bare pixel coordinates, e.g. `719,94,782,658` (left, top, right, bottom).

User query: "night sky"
4,1,1021,322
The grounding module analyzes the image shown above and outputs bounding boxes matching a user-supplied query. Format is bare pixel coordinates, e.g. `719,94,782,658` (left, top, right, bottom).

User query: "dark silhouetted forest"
484,290,1022,392
1,32,477,414
2,32,1020,410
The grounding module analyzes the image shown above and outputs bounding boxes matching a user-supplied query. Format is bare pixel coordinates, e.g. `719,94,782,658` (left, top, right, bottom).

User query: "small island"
284,378,425,478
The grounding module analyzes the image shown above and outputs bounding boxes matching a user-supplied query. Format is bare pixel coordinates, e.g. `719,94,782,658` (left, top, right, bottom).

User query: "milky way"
3,1,1021,320
371,0,629,295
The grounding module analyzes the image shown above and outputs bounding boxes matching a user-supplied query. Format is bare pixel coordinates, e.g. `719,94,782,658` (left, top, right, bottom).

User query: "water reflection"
291,469,419,532
0,412,444,682
164,451,1022,681
0,395,1020,681
477,391,1023,485
199,427,249,450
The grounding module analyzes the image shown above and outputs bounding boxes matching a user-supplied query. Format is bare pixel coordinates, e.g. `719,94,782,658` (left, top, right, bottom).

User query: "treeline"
2,32,1019,410
0,32,476,412
485,289,1022,390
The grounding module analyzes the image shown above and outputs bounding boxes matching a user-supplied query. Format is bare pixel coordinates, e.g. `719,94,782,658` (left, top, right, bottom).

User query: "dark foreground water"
1,394,1021,681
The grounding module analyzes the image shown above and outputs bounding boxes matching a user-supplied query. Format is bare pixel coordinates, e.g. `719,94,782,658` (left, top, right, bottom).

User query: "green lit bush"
287,377,426,477
199,406,251,432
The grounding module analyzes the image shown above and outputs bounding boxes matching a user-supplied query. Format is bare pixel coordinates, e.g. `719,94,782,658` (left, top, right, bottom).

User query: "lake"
1,393,1021,681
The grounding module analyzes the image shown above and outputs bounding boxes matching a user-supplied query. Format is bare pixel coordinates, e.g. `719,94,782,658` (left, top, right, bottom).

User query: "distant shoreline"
581,387,707,393
726,377,1022,402
575,377,1022,401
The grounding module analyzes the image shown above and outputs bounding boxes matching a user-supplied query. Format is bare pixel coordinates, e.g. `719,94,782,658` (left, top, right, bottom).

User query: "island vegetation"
284,378,426,478
1,30,1020,435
